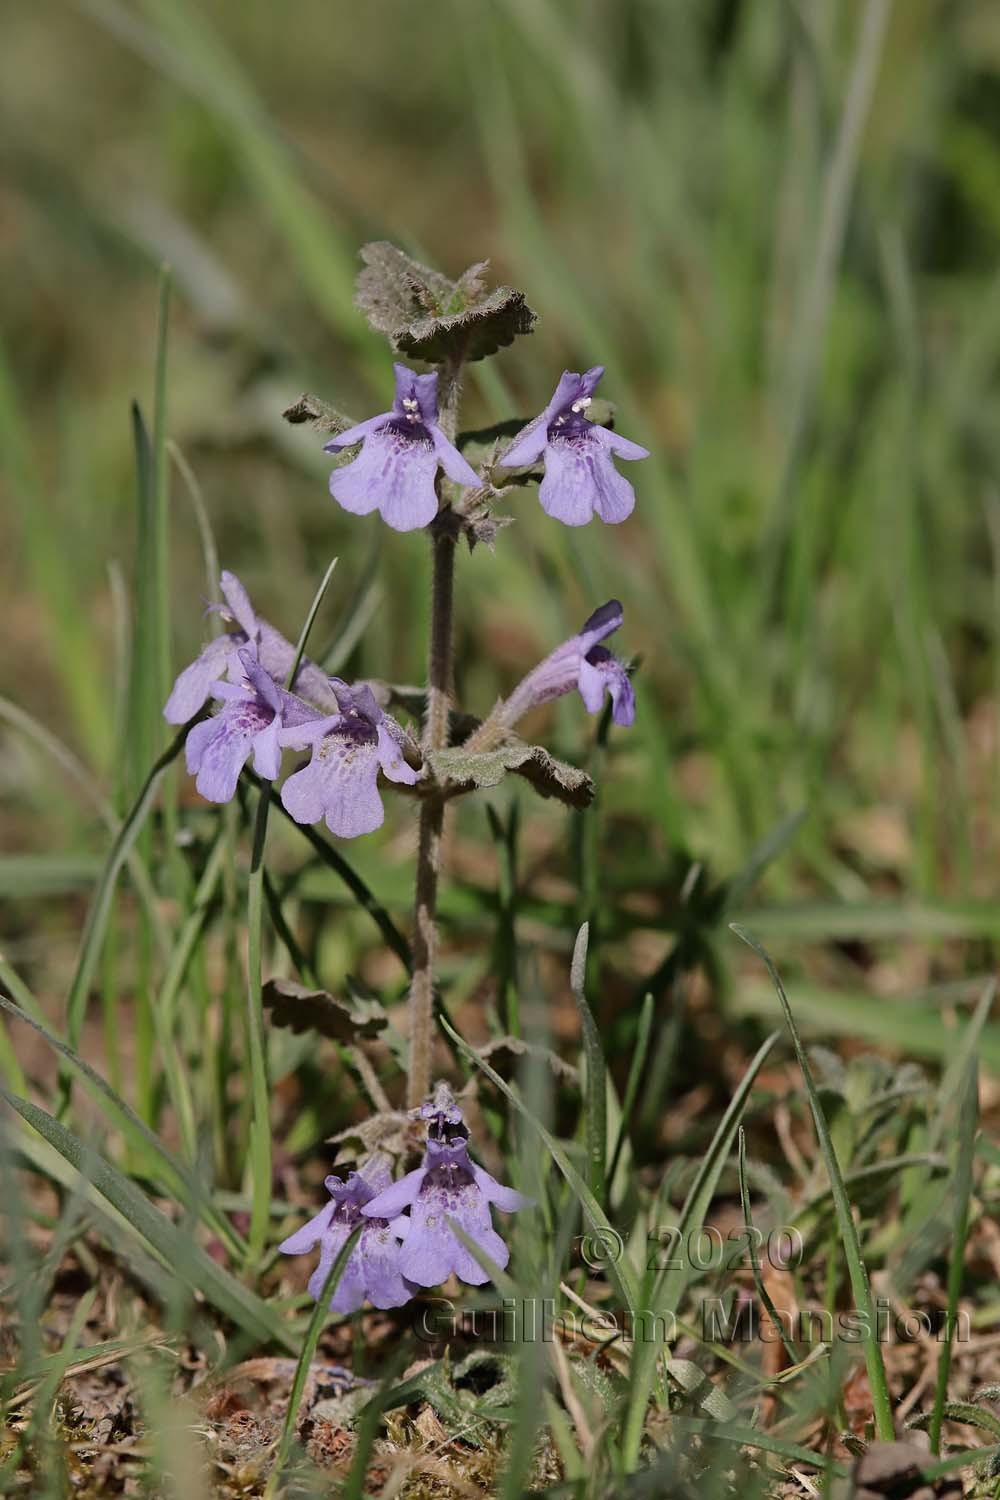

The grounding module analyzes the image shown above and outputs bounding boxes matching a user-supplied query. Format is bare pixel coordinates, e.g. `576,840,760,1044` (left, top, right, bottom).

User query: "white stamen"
570,397,592,414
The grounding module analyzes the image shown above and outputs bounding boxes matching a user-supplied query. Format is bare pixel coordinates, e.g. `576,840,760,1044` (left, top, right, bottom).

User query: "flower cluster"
279,1089,530,1313
165,573,635,835
164,573,419,836
162,254,645,1343
323,362,648,533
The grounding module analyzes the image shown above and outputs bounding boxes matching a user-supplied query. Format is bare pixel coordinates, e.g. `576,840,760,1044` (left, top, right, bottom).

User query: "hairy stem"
407,794,445,1108
407,359,462,1108
423,523,456,757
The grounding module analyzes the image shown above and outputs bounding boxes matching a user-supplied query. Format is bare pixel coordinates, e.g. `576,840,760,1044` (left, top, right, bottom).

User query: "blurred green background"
4,0,1000,996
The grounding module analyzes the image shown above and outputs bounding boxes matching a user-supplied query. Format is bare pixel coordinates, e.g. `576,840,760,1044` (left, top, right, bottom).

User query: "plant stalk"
407,358,462,1108
407,527,454,1108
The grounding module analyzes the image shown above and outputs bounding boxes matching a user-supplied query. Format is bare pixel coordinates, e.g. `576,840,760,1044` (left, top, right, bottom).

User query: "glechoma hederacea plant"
166,242,646,1313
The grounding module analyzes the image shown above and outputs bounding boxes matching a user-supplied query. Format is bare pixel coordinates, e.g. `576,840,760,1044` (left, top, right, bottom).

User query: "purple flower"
499,600,635,730
500,366,649,526
323,364,480,532
362,1127,530,1289
183,647,309,803
163,570,337,723
278,1164,413,1314
278,680,419,838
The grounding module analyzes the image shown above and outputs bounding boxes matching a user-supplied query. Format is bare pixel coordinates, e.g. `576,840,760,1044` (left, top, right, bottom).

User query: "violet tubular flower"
362,1103,530,1289
491,600,635,735
500,366,649,526
278,1164,413,1314
279,680,419,839
323,364,480,532
183,647,310,804
163,569,337,722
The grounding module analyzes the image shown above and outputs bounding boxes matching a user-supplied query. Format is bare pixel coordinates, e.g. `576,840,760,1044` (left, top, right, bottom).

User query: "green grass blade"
63,721,193,1055
443,1218,547,1500
738,1126,798,1366
0,695,169,964
722,809,806,913
155,825,227,1038
663,1417,846,1479
129,398,156,799
244,785,273,1270
731,974,1000,1072
168,440,219,605
928,1051,979,1454
340,1354,427,1500
608,991,653,1191
81,0,381,375
250,773,411,970
285,555,338,688
0,991,243,1259
760,0,894,581
730,924,895,1442
19,1287,97,1464
920,1445,1000,1483
0,1087,294,1350
262,1223,363,1499
440,1015,638,1315
7,1334,174,1409
569,923,606,1207
0,955,45,1022
151,830,229,1162
0,339,109,764
152,267,172,722
622,1028,779,1468
929,978,994,1152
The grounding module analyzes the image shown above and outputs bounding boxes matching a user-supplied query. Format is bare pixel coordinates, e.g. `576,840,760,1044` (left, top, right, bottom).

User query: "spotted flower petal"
329,425,440,530
501,366,648,526
539,428,638,526
280,723,385,838
279,683,418,838
323,364,479,533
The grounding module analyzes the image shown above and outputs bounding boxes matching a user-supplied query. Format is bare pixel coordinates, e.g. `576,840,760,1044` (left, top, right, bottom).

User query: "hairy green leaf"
356,242,536,364
432,739,593,809
395,285,536,365
281,392,356,436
